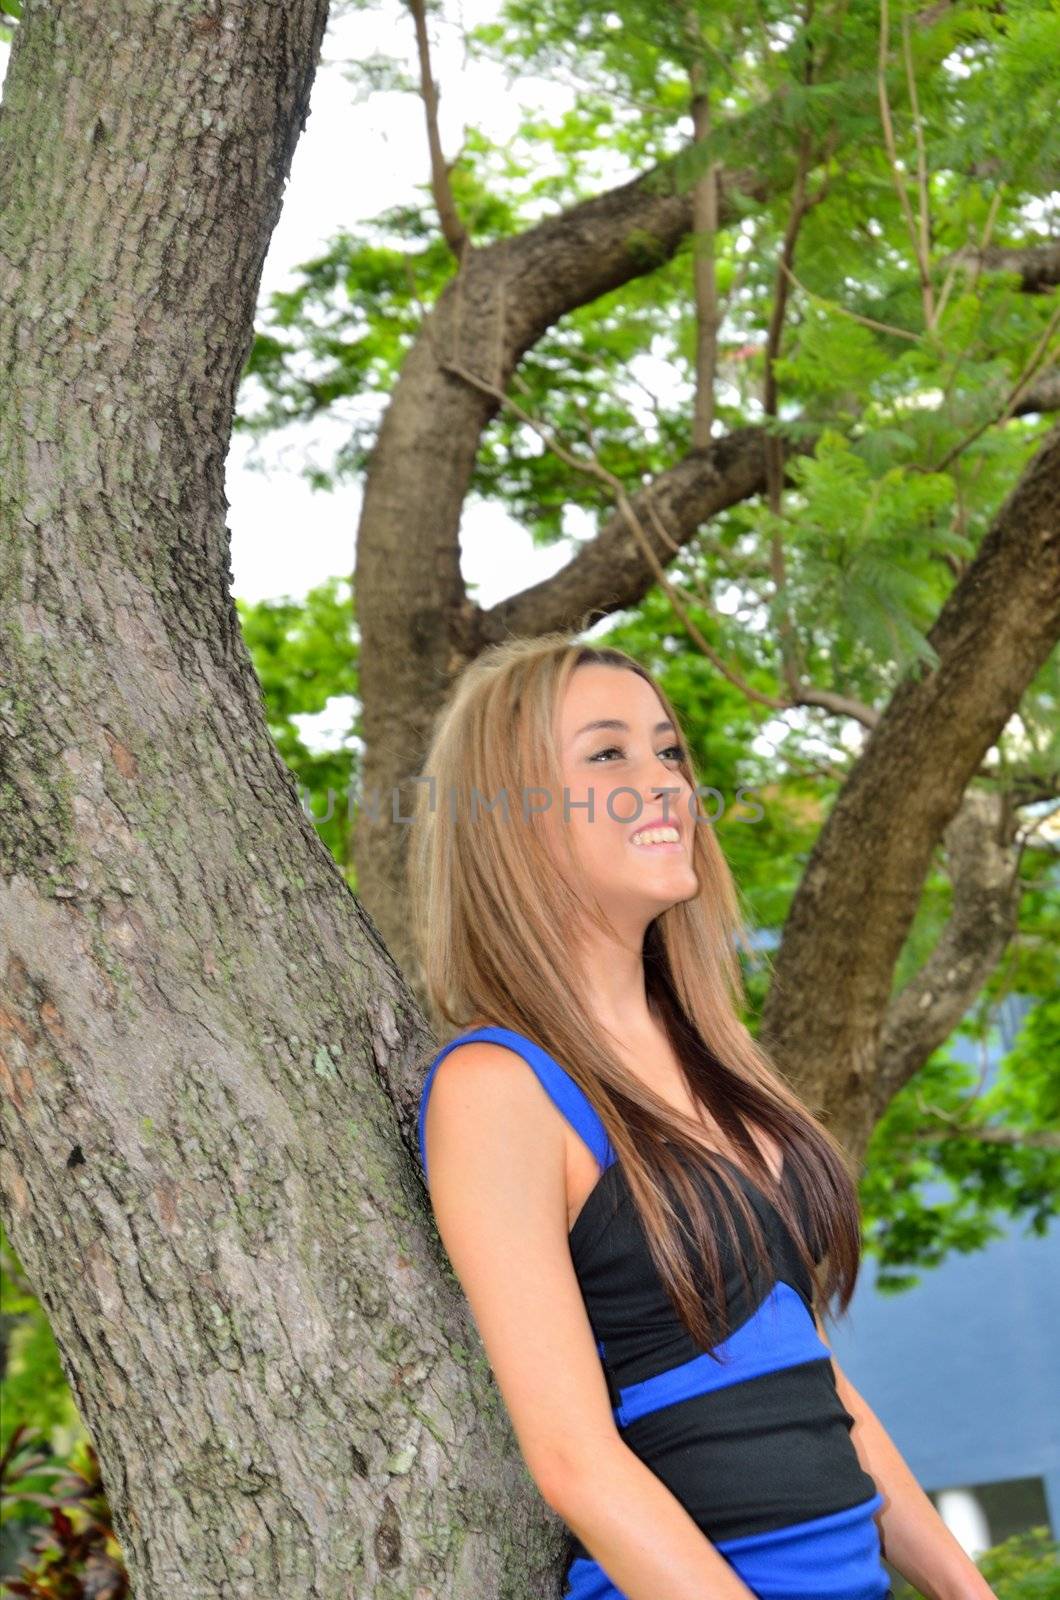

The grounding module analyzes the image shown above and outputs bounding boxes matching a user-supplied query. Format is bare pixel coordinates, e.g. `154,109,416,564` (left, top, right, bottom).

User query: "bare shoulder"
420,1037,620,1503
424,1038,565,1161
422,1038,571,1258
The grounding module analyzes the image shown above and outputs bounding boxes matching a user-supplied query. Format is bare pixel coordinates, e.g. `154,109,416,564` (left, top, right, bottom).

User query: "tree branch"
442,353,795,707
483,432,776,634
1007,772,1060,807
687,19,720,448
441,357,884,726
406,0,469,260
945,238,1060,295
875,787,1025,1108
907,1124,1060,1152
759,418,1060,1149
473,354,1057,733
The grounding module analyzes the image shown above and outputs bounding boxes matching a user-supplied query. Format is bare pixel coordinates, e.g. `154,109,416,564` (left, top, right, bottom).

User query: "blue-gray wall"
825,991,1059,1544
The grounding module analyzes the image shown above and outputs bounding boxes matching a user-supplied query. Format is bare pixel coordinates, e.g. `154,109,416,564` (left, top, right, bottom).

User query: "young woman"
409,634,997,1600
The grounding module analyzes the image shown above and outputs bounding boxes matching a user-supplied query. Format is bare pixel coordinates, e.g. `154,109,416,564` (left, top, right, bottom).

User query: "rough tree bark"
0,5,563,1597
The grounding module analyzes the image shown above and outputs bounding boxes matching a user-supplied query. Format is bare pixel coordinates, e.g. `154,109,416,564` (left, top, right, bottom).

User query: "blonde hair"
407,632,863,1348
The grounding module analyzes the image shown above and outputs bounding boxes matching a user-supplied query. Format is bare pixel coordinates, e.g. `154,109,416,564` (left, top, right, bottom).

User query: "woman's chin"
639,869,701,912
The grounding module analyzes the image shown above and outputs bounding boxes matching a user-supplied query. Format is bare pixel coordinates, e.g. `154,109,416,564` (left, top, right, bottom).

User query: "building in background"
825,988,1058,1570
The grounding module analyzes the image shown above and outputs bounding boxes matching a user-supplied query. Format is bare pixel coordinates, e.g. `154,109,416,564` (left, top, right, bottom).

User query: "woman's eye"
589,744,686,764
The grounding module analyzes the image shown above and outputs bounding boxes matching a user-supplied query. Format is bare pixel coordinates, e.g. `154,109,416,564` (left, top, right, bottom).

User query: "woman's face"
550,663,700,937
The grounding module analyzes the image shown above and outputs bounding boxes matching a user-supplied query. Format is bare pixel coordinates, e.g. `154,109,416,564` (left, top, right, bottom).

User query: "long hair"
407,632,863,1351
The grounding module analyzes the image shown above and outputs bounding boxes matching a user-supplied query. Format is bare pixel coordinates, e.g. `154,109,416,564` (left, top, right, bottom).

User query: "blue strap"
418,1024,617,1181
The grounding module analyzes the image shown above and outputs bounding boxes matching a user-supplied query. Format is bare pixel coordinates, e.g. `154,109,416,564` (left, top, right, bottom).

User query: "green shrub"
893,1525,1060,1599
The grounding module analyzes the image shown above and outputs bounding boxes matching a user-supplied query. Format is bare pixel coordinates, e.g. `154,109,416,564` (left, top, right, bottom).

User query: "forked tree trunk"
0,5,562,1596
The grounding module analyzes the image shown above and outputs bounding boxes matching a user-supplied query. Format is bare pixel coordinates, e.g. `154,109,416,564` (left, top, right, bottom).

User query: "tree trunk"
352,163,770,993
0,6,561,1596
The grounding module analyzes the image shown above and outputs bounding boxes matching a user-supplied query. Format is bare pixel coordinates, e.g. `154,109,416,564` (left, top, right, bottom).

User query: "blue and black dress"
419,1024,893,1600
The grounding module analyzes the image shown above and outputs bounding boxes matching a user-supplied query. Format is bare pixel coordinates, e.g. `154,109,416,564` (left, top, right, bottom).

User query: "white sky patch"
239,4,601,609
291,696,362,754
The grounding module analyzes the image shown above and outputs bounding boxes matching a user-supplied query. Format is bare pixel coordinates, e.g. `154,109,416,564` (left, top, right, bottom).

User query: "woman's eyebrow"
572,717,677,739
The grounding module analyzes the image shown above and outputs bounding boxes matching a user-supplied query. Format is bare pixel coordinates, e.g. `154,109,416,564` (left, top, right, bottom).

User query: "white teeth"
631,826,680,846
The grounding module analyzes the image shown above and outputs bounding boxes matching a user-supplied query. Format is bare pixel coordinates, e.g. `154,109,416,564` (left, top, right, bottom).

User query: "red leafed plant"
0,1423,128,1598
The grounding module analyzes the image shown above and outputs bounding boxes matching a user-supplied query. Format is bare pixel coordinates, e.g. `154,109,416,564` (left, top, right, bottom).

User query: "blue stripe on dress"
715,1490,890,1598
563,1491,891,1600
567,1280,891,1598
612,1279,830,1426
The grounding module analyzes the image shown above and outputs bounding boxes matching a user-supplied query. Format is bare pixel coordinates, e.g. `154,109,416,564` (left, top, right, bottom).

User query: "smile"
629,825,683,851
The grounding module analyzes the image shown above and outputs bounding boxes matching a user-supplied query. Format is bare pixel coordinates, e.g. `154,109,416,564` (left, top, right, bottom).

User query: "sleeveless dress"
418,1025,893,1600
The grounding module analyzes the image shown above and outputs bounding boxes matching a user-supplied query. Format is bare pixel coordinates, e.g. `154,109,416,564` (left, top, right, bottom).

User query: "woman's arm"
548,1437,760,1600
424,1042,758,1600
815,1314,998,1600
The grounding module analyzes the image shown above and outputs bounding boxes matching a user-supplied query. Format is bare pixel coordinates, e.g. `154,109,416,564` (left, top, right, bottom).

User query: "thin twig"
878,0,935,332
763,125,815,700
901,10,934,329
924,302,1060,474
644,488,770,581
777,258,927,344
406,0,469,261
931,188,1013,425
687,9,720,447
935,182,1005,329
760,0,820,710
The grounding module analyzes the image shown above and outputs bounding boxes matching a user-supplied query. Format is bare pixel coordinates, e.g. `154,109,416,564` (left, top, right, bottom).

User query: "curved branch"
875,788,1025,1108
759,419,1060,1151
484,430,780,636
948,238,1060,294
477,413,880,725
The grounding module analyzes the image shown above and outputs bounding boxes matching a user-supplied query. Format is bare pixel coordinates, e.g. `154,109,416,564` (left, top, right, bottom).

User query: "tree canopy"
234,0,1060,1289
